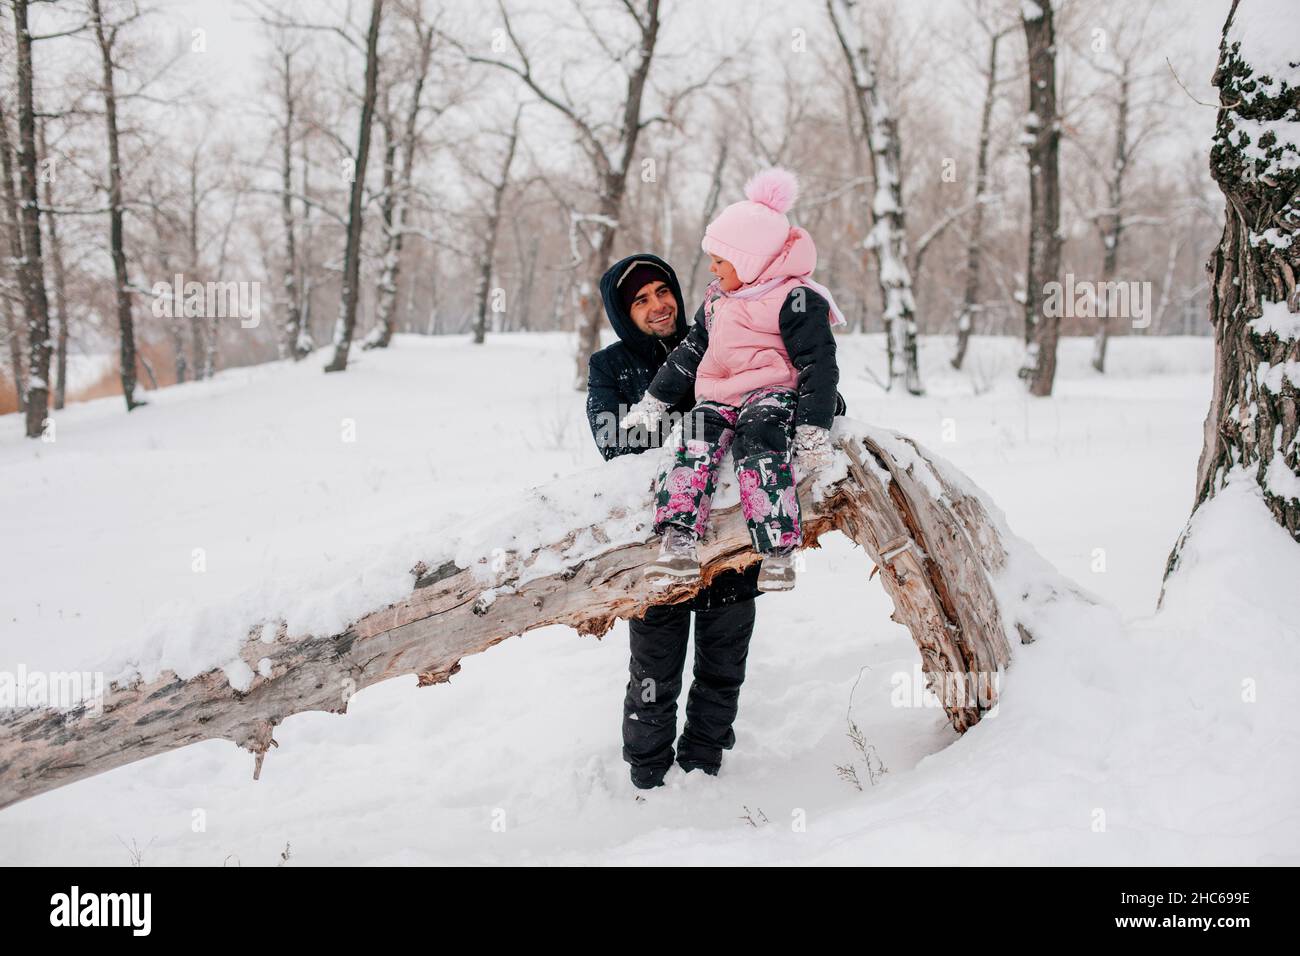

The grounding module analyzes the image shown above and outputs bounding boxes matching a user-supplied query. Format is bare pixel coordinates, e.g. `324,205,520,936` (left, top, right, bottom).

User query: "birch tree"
827,0,923,395
364,4,436,351
271,35,306,360
38,121,70,408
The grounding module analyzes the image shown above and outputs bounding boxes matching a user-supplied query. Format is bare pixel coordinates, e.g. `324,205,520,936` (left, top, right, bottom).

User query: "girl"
621,168,845,592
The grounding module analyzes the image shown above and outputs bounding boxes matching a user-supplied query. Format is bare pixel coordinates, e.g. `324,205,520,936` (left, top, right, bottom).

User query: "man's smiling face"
629,280,678,337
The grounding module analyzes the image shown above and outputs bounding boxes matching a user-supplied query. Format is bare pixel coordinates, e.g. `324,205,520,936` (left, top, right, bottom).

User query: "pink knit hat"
701,168,798,284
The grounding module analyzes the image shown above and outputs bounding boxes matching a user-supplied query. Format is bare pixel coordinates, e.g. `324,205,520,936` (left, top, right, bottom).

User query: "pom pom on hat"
702,167,801,284
743,168,798,215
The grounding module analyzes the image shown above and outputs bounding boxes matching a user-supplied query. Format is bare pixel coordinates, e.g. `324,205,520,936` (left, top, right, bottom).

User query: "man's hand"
792,424,835,476
619,395,669,432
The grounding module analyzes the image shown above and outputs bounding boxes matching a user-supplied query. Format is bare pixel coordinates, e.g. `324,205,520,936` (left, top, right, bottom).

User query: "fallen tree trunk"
0,422,1046,810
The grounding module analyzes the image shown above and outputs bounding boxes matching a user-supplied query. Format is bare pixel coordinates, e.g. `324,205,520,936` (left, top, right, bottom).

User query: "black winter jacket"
647,287,845,429
585,253,762,609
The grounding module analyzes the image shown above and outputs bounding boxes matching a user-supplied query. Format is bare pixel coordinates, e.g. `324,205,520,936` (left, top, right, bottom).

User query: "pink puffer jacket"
695,226,819,407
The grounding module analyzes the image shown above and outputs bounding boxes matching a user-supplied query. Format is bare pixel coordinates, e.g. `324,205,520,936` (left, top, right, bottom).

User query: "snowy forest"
1,0,1297,872
1,0,1233,414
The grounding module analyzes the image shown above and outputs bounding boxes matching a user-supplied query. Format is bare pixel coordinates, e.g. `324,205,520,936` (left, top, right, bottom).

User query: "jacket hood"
599,252,688,361
752,226,817,285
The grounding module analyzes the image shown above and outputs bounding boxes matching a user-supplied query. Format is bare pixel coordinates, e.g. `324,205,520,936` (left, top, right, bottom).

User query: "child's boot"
757,549,797,592
644,526,700,588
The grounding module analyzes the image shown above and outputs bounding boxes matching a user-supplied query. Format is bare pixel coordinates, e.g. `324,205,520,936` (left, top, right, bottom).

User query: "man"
586,253,764,791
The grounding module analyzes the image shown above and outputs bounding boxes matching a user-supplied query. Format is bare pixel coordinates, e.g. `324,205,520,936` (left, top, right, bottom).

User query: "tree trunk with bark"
827,0,922,395
91,0,144,411
0,422,1068,810
1164,0,1300,584
1017,1,1062,397
324,0,384,374
13,0,53,437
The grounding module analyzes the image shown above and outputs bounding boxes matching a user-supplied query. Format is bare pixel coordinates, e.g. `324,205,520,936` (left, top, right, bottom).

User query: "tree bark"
1164,0,1300,584
1017,1,1062,397
324,0,384,374
13,0,53,436
91,0,144,411
0,422,1056,810
827,0,922,395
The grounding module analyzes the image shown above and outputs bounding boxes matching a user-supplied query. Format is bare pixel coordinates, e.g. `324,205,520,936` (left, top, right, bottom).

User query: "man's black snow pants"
623,598,757,788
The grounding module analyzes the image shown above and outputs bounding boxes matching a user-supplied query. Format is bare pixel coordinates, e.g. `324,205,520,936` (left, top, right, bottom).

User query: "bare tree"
90,0,145,410
364,4,436,351
40,121,71,407
454,0,661,386
143,179,190,384
827,0,923,395
1070,0,1168,373
12,0,55,435
324,0,385,374
0,98,27,411
951,1,1015,370
271,35,307,360
1164,0,1300,580
469,109,521,345
1017,0,1062,397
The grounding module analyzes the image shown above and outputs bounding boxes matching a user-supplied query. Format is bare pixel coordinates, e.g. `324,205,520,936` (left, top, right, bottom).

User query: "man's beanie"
701,168,798,284
616,259,671,312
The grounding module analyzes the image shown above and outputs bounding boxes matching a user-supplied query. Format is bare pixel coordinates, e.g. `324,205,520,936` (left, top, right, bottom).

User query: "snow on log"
0,420,1083,810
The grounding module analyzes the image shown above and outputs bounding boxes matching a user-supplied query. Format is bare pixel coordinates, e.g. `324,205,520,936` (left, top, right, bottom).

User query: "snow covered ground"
2,331,1297,866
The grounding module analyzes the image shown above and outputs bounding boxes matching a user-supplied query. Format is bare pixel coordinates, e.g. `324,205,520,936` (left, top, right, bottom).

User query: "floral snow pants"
653,385,802,555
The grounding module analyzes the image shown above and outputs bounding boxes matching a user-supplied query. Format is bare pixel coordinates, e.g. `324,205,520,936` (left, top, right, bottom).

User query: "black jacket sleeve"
647,304,709,406
778,288,841,430
586,350,639,461
586,349,683,460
